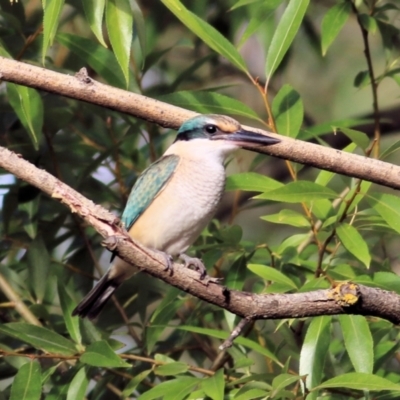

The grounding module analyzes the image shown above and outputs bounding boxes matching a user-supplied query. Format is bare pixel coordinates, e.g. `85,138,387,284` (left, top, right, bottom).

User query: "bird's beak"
211,129,280,146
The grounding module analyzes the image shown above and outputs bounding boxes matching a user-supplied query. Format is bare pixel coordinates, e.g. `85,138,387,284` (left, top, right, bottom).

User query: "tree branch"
1,57,400,191
1,146,400,333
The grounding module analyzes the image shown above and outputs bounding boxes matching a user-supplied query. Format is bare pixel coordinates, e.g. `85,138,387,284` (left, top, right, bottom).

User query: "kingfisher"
72,114,280,319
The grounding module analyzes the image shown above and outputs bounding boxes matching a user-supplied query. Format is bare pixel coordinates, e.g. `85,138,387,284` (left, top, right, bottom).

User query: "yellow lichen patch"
328,282,359,307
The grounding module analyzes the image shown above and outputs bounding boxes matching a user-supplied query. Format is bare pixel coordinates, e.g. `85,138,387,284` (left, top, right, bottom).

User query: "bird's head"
175,114,280,153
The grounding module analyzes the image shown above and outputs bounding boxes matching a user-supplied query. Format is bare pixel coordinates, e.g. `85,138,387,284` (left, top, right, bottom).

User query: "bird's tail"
72,271,120,319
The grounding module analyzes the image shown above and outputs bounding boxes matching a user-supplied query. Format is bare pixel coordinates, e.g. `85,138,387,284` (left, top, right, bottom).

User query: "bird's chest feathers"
128,155,226,254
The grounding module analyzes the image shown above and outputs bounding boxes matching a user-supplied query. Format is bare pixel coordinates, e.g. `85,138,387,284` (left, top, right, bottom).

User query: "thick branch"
1,57,400,190
1,146,400,326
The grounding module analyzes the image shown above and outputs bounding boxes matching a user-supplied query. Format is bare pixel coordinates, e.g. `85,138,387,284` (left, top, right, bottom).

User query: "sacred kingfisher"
73,114,280,319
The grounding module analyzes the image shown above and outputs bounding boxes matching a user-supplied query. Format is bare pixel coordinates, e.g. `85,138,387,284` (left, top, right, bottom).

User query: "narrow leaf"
7,83,43,150
367,193,400,234
58,283,82,345
56,33,125,88
42,0,65,62
226,172,283,192
138,377,200,400
321,2,351,55
339,127,370,150
338,315,373,374
299,316,331,391
155,362,189,376
261,209,310,228
80,340,130,368
66,368,89,400
175,325,279,362
82,0,107,47
272,84,303,138
106,0,133,85
123,369,152,397
265,0,309,83
248,264,297,289
336,223,371,268
314,372,400,391
27,235,50,302
256,181,337,203
159,91,261,121
161,0,248,73
132,0,146,59
10,361,41,400
0,323,77,356
202,369,225,400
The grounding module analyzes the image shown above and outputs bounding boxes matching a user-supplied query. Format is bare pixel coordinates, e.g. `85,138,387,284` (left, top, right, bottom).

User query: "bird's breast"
128,157,226,255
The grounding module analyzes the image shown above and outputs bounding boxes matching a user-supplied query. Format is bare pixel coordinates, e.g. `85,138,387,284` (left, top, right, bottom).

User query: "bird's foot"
153,249,174,274
179,253,207,279
179,254,222,285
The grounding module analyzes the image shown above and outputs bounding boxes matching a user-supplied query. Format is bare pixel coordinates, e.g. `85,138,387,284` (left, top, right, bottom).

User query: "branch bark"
1,146,400,331
1,56,400,191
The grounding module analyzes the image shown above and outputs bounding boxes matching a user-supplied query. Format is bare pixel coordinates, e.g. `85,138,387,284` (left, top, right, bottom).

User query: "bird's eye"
205,124,217,134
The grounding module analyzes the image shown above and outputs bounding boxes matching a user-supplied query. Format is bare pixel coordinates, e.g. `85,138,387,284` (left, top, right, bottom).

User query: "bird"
72,114,280,319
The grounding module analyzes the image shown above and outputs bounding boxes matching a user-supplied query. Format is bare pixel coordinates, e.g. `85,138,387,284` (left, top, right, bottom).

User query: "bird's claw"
164,254,174,273
179,253,208,280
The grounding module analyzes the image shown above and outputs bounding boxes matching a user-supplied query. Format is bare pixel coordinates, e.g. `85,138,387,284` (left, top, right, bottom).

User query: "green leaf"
146,288,184,353
155,362,189,376
27,235,50,302
354,70,370,88
161,0,248,73
230,0,263,10
367,193,400,234
42,0,65,63
123,369,152,397
82,0,107,47
299,316,331,392
321,2,351,55
56,33,125,88
57,283,82,345
66,368,89,400
339,127,370,150
265,0,309,83
19,197,39,239
237,1,283,48
314,372,400,392
202,369,225,400
105,0,132,86
261,209,310,228
256,181,337,203
138,377,200,400
338,315,373,374
226,172,283,192
336,223,371,268
248,264,297,289
272,373,301,391
159,91,261,121
359,14,378,34
7,83,43,150
0,323,77,356
271,84,303,138
10,361,41,400
132,0,146,60
234,388,270,400
175,326,279,363
80,340,130,368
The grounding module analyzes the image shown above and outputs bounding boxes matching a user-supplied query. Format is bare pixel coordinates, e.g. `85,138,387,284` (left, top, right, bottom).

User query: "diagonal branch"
0,56,400,190
1,145,400,335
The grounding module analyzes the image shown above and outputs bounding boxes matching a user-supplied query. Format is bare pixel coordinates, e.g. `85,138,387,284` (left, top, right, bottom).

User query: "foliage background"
1,0,400,398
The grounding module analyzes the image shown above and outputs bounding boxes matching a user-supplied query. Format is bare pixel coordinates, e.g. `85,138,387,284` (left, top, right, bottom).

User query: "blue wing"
121,154,180,231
